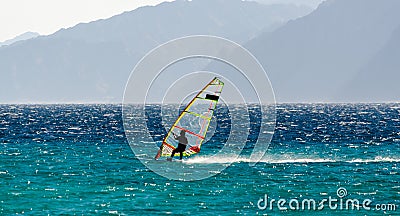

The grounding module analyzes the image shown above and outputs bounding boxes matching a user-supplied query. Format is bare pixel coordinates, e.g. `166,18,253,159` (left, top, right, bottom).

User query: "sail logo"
123,35,276,181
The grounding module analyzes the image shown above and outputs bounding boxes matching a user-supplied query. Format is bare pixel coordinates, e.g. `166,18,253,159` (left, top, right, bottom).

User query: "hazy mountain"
246,0,400,102
0,0,312,103
0,32,39,47
256,0,325,9
340,24,400,102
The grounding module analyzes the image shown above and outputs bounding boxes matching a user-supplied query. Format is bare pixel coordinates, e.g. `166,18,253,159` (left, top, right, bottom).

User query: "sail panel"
155,77,224,159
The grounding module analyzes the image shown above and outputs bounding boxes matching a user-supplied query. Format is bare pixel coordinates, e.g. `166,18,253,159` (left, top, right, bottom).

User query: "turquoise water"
0,104,399,215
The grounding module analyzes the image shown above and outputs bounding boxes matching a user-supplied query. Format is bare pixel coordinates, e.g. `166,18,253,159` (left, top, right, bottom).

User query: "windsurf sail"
155,77,224,159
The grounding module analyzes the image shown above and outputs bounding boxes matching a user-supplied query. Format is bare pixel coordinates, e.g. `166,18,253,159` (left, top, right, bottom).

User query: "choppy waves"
0,104,399,215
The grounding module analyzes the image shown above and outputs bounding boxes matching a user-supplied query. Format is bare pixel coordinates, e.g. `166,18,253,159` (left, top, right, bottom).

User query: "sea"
0,104,399,215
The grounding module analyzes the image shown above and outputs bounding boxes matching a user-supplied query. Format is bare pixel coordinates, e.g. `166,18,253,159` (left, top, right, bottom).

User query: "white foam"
347,157,400,163
183,155,400,164
184,155,336,164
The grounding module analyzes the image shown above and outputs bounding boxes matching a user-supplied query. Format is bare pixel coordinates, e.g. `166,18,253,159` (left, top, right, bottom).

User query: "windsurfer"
168,130,188,161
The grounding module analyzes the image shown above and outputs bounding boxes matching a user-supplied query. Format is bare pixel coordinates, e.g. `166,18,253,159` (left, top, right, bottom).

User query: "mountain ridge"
0,0,311,103
245,0,400,102
0,32,40,47
2,0,399,103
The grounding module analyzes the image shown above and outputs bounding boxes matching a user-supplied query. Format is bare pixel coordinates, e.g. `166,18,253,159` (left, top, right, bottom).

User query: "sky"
0,0,172,42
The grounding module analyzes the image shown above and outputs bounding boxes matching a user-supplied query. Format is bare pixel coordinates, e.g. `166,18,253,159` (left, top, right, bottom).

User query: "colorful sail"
155,77,224,159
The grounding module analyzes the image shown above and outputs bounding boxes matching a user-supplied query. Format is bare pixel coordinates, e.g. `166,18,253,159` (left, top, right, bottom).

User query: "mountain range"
1,0,399,103
246,0,400,102
0,32,39,47
0,0,311,103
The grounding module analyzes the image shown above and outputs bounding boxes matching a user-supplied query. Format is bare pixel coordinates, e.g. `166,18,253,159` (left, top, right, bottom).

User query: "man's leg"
169,149,177,161
179,151,183,160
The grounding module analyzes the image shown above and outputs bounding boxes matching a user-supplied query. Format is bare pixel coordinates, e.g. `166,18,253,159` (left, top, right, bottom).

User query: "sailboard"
155,77,224,159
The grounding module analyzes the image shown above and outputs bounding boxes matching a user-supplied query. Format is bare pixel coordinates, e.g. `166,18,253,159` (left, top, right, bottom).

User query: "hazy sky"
0,0,172,42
